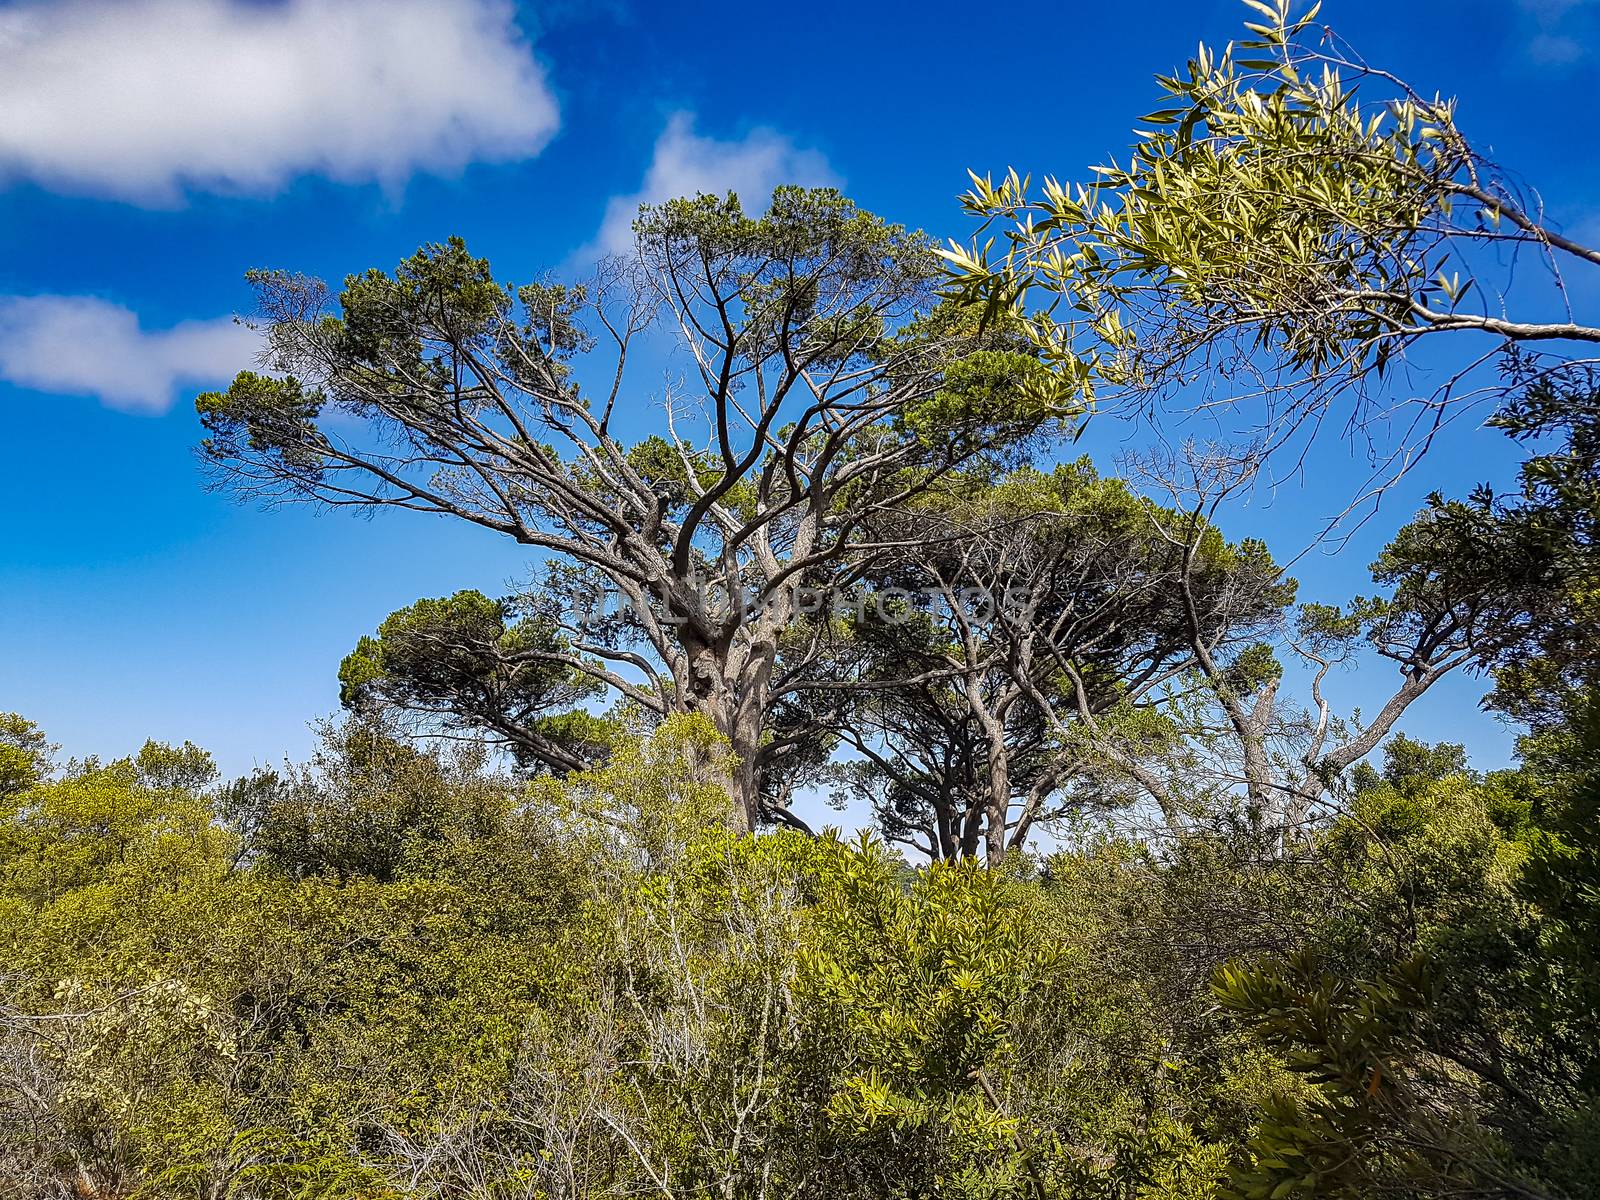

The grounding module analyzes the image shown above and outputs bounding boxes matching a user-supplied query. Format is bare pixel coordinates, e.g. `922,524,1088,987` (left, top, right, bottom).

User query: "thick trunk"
958,804,985,859
665,572,789,835
968,691,1012,866
682,696,751,833
676,627,773,834
726,713,764,833
681,688,763,834
982,743,1010,866
935,793,961,861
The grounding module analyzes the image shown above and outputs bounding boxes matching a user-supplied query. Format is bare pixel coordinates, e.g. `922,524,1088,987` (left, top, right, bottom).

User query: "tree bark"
971,696,1012,866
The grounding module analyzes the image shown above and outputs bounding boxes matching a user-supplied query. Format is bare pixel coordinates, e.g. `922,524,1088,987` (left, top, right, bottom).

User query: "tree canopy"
198,188,1074,831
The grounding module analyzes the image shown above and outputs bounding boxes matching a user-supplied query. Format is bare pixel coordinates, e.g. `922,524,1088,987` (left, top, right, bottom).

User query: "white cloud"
1529,31,1585,63
0,296,260,414
588,113,839,258
1518,0,1594,63
0,0,559,203
1518,0,1588,19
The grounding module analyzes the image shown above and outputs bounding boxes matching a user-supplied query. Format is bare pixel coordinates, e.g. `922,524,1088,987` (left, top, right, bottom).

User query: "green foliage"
1213,951,1451,1200
40,5,1600,1197
801,845,1050,1156
337,589,611,775
0,714,1267,1199
946,0,1467,377
1511,694,1600,1096
1455,365,1600,728
837,455,1297,859
191,180,1075,832
243,717,516,881
5,694,1597,1199
624,433,758,520
1208,718,1600,1199
0,711,53,799
336,236,510,367
946,0,1600,463
895,304,1083,455
196,370,327,475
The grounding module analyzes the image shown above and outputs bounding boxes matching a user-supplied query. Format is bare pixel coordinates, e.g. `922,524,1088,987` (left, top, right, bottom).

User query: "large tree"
1044,450,1570,843
832,460,1291,862
198,188,1068,831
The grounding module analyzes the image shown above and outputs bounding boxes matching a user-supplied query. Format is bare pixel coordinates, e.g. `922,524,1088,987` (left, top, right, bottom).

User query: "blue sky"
1,0,1595,785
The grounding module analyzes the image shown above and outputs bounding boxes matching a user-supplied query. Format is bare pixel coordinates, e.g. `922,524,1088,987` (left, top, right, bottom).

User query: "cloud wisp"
0,0,559,204
587,113,838,258
1517,0,1595,65
0,296,260,414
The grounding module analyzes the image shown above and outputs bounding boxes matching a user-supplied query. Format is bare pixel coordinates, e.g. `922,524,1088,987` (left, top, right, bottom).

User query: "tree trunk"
983,743,1010,866
725,713,764,833
680,697,751,834
968,689,1012,866
679,686,763,834
675,627,774,833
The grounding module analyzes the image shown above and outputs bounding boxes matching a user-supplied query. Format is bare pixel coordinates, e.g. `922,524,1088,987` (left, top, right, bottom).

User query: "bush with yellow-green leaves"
0,709,1594,1199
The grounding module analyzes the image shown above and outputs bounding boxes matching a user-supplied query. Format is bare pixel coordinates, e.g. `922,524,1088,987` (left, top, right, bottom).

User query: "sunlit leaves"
945,0,1481,406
